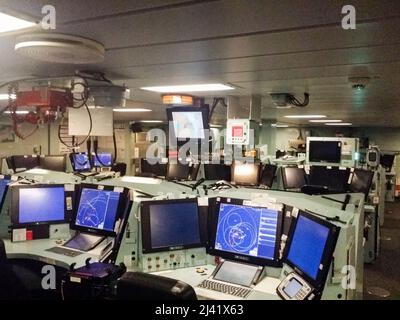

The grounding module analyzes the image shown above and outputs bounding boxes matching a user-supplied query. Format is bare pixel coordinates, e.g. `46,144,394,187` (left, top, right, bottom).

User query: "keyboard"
197,279,252,298
45,246,83,257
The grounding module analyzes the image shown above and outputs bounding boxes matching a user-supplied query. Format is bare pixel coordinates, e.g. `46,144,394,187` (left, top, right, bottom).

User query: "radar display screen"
75,188,120,232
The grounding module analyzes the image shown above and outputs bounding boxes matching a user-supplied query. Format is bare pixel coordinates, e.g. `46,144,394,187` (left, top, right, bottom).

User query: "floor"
364,201,400,299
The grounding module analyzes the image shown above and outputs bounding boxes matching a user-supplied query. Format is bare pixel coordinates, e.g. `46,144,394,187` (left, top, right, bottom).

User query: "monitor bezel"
282,166,307,190
166,106,210,141
69,152,92,172
70,183,129,237
349,168,374,197
308,141,342,164
231,162,261,186
260,164,277,188
11,184,68,227
282,210,340,290
92,153,113,167
166,162,191,181
207,197,284,267
0,176,12,211
140,198,207,254
39,155,66,172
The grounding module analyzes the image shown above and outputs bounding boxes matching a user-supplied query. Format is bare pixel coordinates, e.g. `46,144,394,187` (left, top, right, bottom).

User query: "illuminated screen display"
73,153,91,171
172,111,205,139
93,153,112,167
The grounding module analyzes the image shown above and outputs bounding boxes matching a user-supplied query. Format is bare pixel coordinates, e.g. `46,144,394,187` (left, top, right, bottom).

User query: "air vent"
15,33,105,64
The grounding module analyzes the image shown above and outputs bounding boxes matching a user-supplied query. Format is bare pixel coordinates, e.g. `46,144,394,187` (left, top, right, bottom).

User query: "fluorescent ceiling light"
0,94,16,100
210,124,223,128
140,120,163,123
284,115,326,119
271,123,289,128
141,84,234,93
309,119,342,123
0,12,36,33
113,108,151,112
325,123,352,126
4,110,29,114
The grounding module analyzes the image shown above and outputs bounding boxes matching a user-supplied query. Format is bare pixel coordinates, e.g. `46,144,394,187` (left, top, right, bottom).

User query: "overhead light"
309,119,342,123
141,84,234,93
284,115,326,119
113,108,151,112
210,124,223,128
325,123,352,126
4,110,30,114
140,120,163,123
0,94,16,100
271,123,289,128
161,94,193,105
0,12,36,33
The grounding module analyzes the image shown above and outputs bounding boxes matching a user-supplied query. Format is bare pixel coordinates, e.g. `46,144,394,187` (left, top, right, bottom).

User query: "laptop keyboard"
46,246,83,257
197,280,252,298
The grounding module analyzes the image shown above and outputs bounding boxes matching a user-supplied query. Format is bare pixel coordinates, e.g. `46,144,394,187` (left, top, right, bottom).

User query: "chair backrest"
117,272,197,300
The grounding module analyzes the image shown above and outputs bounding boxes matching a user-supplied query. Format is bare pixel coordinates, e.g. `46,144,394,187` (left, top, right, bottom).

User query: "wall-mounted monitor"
308,141,342,164
166,106,210,140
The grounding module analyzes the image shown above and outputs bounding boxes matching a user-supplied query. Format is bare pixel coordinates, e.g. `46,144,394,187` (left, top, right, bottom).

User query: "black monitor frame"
166,106,210,142
308,166,350,192
69,152,92,172
166,162,191,181
204,163,232,181
260,164,278,188
282,210,340,290
308,141,342,164
140,198,207,254
11,155,39,172
70,183,130,237
282,166,307,190
207,197,284,267
349,168,374,198
0,175,12,210
231,162,261,186
39,155,67,172
10,184,68,227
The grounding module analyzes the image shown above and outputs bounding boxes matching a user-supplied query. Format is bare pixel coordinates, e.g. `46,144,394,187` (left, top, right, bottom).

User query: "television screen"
309,141,341,164
172,111,205,139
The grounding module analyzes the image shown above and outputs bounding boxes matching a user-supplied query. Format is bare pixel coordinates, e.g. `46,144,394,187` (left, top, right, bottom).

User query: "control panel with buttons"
140,248,207,272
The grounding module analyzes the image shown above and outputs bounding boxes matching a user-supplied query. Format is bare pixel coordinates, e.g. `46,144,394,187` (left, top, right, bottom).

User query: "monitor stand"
63,232,105,252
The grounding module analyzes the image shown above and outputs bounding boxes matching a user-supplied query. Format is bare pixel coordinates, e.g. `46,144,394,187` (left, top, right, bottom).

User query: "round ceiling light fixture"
14,33,105,64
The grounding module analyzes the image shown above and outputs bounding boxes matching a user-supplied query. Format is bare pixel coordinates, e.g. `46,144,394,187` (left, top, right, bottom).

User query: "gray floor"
364,201,400,299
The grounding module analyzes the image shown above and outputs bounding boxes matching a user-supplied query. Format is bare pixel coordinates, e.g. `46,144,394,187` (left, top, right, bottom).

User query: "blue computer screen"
215,203,279,260
75,188,120,232
73,153,91,171
94,153,112,167
18,187,65,224
0,179,10,203
286,214,330,280
149,202,201,249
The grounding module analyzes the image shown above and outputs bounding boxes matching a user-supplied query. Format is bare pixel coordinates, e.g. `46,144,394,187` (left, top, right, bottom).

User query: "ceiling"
0,0,399,126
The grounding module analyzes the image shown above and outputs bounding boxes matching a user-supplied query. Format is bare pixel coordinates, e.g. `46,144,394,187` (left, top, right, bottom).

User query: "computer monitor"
70,184,129,237
308,166,350,192
166,162,190,181
282,167,307,190
11,185,66,226
283,210,340,290
70,153,91,172
380,154,395,171
11,155,39,171
166,106,209,140
349,168,374,197
208,198,283,266
204,164,231,181
140,198,205,253
39,155,66,172
140,159,167,177
0,177,11,209
231,163,260,186
260,164,277,188
308,141,341,164
93,153,112,167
